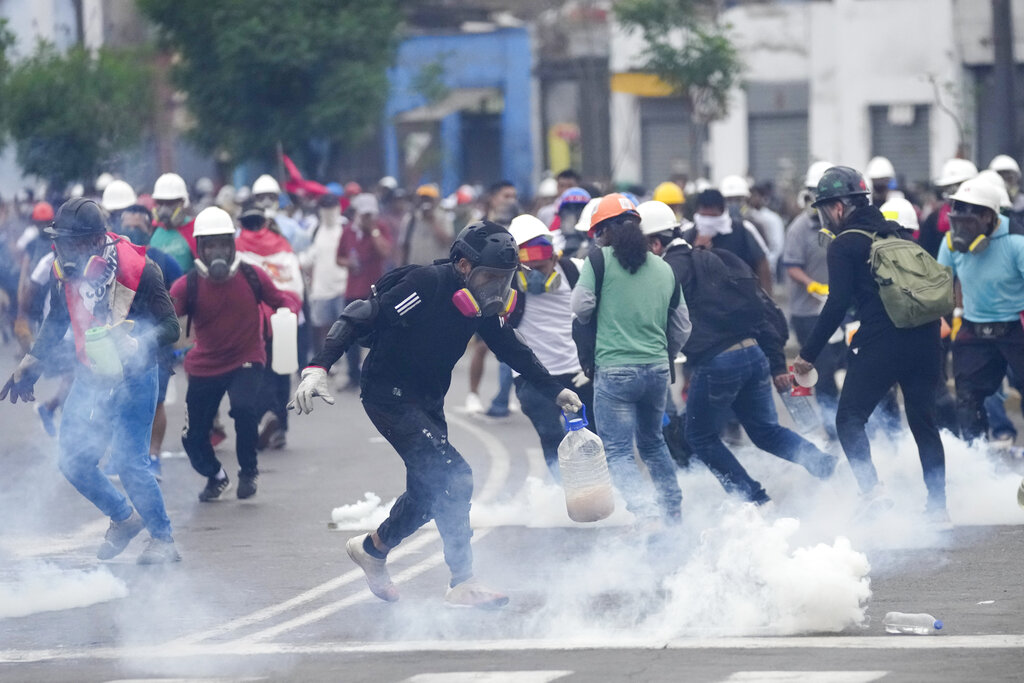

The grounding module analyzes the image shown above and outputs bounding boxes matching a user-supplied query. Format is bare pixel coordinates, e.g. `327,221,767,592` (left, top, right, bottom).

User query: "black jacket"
311,263,563,405
662,241,786,375
800,205,936,362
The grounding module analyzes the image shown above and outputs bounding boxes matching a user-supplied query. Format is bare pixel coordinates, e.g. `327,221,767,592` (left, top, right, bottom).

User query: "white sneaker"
444,578,509,609
509,396,521,414
346,536,399,602
464,392,484,414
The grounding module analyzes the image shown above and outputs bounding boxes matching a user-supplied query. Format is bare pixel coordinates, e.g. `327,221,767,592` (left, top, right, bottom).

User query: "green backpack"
842,229,954,328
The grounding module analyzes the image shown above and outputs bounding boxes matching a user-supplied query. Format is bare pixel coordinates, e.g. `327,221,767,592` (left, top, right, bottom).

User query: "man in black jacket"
793,166,947,520
291,221,582,608
641,200,836,505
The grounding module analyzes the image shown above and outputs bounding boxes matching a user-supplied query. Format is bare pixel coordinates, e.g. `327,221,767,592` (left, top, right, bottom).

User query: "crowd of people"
2,152,1023,607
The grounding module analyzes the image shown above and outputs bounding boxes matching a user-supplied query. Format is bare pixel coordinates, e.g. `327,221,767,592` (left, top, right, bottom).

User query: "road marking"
405,673,572,683
5,635,1024,664
725,673,887,682
171,413,509,646
1,518,108,559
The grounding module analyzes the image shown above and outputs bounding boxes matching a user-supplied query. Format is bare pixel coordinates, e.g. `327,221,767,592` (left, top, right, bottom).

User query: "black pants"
257,339,290,431
513,372,596,480
953,321,1024,442
835,325,945,509
363,394,474,584
182,364,263,478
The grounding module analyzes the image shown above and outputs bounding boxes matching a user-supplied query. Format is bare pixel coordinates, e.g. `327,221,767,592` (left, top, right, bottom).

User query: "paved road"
1,350,1023,682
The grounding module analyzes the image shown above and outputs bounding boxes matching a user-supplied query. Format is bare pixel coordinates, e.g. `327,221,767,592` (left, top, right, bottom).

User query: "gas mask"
52,233,112,282
155,202,185,229
516,266,562,295
559,206,584,236
947,201,994,254
195,235,240,282
452,266,517,317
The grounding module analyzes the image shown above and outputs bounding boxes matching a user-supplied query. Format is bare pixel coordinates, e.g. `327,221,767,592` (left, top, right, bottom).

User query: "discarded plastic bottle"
558,406,615,523
780,379,822,434
270,307,299,375
883,612,943,635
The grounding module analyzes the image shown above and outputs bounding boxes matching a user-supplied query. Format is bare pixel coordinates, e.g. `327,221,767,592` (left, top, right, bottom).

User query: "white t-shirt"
514,262,581,377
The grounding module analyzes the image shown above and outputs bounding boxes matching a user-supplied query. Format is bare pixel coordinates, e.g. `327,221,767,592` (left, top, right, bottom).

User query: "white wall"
611,0,966,186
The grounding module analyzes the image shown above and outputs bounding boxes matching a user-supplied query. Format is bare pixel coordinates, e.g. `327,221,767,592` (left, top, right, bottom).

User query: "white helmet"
805,161,834,189
508,214,551,246
95,172,114,192
152,172,189,203
865,156,896,180
935,158,978,187
879,197,919,231
719,174,750,199
948,176,1004,215
195,176,214,195
637,200,681,236
252,174,281,196
378,175,398,190
101,180,137,212
536,177,559,199
575,197,602,233
69,183,84,199
975,169,1013,210
988,154,1021,176
192,206,237,238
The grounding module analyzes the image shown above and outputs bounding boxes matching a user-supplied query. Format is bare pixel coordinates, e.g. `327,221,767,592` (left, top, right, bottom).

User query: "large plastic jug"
270,307,298,375
84,326,123,381
557,406,615,522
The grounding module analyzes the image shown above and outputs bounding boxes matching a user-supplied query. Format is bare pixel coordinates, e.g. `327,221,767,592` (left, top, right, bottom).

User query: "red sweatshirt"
170,266,300,377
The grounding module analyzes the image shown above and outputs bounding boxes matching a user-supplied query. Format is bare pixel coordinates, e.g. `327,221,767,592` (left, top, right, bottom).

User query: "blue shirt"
938,215,1024,322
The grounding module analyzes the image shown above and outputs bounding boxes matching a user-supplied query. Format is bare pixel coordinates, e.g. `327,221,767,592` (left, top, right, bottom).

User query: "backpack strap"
591,247,605,307
239,262,263,302
559,256,581,288
840,228,879,241
185,269,198,337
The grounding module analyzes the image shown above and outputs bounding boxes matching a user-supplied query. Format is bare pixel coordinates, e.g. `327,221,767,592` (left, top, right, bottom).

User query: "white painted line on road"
1,518,108,559
405,673,573,683
725,673,887,682
5,634,1024,664
236,528,495,644
447,413,511,503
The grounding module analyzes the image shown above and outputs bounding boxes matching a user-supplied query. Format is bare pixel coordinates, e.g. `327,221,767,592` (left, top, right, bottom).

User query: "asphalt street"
1,347,1023,682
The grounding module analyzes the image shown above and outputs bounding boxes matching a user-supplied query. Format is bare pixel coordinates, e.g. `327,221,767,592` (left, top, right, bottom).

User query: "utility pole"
992,0,1018,159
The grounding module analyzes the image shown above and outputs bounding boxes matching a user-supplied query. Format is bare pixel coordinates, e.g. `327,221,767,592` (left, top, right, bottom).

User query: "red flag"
281,153,303,182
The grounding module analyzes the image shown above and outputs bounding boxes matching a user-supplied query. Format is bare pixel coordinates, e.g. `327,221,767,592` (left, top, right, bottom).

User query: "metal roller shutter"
640,96,692,187
870,104,931,187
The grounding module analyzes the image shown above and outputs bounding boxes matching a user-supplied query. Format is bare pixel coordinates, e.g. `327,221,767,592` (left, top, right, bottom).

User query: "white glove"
571,370,590,388
555,388,583,413
288,367,335,414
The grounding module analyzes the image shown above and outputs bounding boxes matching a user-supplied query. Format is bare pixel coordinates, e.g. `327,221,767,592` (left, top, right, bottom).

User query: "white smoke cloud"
0,561,128,618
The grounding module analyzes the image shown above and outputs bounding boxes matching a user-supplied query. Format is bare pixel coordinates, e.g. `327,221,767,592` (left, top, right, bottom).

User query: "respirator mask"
452,266,517,318
195,235,240,281
52,233,112,282
947,200,994,254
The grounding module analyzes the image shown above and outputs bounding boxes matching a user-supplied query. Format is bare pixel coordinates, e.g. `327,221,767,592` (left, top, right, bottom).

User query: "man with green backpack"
793,166,953,522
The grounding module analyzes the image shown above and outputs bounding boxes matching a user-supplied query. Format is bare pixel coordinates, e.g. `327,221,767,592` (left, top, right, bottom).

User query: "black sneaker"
97,510,145,560
237,472,258,499
198,474,232,502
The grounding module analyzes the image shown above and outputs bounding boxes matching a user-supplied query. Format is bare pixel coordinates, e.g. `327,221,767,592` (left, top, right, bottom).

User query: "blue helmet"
557,187,591,211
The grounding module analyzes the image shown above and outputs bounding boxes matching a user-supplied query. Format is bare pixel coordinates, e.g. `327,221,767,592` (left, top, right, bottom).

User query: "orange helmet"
31,201,54,223
588,193,639,237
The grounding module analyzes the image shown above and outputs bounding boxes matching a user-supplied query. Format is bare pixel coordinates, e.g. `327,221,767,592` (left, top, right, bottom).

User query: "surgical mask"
452,266,516,317
516,267,562,295
694,212,732,237
948,202,994,254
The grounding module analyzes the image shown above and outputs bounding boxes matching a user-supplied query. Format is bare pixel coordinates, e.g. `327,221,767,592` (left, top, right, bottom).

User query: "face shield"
948,200,994,254
53,232,111,281
465,266,516,317
197,234,238,281
558,204,584,236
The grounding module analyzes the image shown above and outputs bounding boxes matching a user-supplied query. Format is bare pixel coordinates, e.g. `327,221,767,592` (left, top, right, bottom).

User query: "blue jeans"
59,365,173,540
594,363,682,521
686,344,834,503
488,362,514,414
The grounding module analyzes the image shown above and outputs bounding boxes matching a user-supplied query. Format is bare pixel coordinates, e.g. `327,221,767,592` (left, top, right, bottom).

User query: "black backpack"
184,262,263,337
688,247,766,338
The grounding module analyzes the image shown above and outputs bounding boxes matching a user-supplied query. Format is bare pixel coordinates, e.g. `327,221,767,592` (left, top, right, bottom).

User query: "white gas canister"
270,307,298,375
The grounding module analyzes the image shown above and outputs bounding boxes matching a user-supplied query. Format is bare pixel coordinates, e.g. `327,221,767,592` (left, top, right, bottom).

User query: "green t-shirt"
150,227,194,273
577,246,678,368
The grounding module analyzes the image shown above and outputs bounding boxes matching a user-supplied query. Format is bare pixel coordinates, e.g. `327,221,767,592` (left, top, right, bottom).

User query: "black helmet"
450,220,519,270
811,166,870,208
46,198,107,238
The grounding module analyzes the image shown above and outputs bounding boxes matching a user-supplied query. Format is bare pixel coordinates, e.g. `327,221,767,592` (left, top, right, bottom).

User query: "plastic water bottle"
270,308,299,375
883,612,943,635
84,326,123,381
780,380,822,434
557,406,615,523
